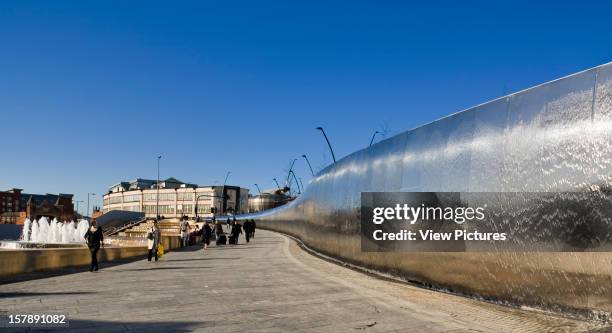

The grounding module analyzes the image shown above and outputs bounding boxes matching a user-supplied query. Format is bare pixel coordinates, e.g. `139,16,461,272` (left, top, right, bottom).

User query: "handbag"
157,243,164,258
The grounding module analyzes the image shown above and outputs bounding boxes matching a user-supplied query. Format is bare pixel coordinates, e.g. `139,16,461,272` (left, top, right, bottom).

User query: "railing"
103,218,148,236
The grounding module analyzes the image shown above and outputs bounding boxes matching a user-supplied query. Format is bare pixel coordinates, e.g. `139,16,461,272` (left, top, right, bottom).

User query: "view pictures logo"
372,204,486,225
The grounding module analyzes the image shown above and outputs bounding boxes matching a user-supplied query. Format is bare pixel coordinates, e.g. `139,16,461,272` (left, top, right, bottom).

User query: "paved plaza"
0,230,606,332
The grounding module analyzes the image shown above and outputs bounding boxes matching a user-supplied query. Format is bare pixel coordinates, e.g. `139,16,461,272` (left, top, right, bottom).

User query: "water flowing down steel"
239,62,612,318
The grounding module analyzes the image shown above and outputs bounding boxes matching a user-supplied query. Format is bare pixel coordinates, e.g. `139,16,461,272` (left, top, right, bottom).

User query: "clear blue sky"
1,1,611,214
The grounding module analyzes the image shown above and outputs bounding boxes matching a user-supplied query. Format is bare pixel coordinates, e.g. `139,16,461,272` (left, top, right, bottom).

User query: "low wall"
0,236,182,278
0,246,148,277
160,235,181,252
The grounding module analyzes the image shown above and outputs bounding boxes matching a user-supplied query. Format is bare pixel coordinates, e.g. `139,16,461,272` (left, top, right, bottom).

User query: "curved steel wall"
242,62,612,317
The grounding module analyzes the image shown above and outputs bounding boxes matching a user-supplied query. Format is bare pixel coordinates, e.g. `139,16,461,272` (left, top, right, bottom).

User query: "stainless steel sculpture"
242,62,612,318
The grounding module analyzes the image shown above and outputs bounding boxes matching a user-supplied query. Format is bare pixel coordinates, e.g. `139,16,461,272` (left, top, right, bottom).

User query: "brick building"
0,189,75,224
0,189,22,224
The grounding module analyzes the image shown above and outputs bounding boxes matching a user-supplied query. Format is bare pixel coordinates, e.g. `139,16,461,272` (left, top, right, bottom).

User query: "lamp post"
73,200,83,218
87,193,95,219
301,154,314,176
290,170,301,194
369,130,380,147
286,158,297,186
316,127,336,163
254,184,261,195
273,178,280,189
222,171,231,214
223,171,231,186
156,155,162,220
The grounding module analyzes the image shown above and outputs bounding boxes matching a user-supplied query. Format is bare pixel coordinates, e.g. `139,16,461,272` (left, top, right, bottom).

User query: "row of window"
123,205,140,212
123,195,141,202
143,193,177,201
102,204,228,215
109,196,122,204
143,205,175,214
105,193,215,203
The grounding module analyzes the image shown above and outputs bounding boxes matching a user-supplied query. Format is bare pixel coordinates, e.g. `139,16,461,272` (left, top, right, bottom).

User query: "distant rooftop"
108,177,198,192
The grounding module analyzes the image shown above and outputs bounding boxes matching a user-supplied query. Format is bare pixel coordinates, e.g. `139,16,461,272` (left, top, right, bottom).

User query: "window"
124,205,141,212
177,204,193,214
177,192,194,201
144,193,156,201
144,193,175,201
143,205,174,215
196,204,211,214
159,193,175,201
123,194,141,202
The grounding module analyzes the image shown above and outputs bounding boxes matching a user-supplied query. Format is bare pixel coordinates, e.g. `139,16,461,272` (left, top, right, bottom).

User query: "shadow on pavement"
165,257,241,262
0,291,97,298
111,266,212,272
0,258,143,286
172,245,204,252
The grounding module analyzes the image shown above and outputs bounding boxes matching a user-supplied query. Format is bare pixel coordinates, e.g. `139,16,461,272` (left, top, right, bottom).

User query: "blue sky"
1,1,611,214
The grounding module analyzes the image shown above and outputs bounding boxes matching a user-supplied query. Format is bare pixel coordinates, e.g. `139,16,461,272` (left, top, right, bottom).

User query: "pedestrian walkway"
0,230,604,332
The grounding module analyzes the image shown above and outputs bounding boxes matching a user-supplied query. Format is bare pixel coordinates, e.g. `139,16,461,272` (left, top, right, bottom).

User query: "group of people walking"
83,217,258,272
199,217,256,248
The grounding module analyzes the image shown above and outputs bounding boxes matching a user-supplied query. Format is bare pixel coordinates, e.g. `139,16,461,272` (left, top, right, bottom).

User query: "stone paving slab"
0,230,609,332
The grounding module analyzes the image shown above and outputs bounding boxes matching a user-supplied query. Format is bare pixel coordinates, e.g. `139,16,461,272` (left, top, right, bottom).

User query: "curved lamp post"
369,130,380,147
273,178,280,189
301,154,315,176
316,127,336,163
290,170,301,194
223,171,231,186
254,183,261,195
286,158,297,186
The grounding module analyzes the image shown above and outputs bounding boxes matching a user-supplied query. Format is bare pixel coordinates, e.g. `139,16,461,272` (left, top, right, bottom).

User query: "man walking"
243,219,253,243
230,220,242,245
84,219,104,272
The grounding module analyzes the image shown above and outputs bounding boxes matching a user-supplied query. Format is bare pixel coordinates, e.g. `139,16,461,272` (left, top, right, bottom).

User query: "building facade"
0,188,75,224
102,178,249,219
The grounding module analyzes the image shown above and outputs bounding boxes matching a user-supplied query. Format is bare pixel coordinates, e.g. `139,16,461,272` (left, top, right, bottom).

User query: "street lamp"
156,155,162,220
369,130,380,147
286,158,297,186
87,193,95,219
223,171,231,186
221,171,231,214
290,170,301,194
254,183,261,195
273,178,280,189
301,154,315,176
316,127,336,163
73,199,83,217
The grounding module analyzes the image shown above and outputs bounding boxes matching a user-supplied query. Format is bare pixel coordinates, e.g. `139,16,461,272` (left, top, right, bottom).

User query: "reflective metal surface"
240,62,612,317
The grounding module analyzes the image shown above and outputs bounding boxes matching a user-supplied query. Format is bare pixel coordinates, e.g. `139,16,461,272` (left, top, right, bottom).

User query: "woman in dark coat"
84,219,104,272
202,221,212,250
